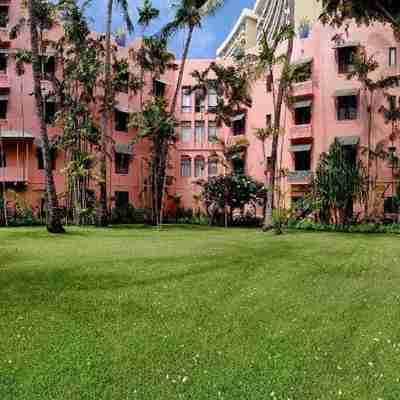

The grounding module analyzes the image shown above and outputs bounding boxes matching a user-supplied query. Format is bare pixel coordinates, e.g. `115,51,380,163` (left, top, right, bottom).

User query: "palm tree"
156,0,224,225
26,0,65,233
253,0,295,230
98,0,133,227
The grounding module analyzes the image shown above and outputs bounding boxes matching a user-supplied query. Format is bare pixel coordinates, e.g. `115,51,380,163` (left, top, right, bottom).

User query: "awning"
292,57,313,67
114,143,133,155
289,144,312,152
115,104,130,114
336,136,360,146
333,41,360,49
333,88,359,97
0,131,34,139
231,113,245,122
154,78,169,86
292,100,312,109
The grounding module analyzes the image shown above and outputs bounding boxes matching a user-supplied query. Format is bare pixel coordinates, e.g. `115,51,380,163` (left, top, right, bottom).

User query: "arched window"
180,156,192,177
208,157,218,176
194,156,205,178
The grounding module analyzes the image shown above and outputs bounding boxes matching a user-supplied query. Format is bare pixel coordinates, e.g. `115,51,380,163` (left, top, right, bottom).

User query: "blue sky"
86,0,255,59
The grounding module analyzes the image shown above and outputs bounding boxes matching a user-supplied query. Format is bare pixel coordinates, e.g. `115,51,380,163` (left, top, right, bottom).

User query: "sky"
86,0,255,59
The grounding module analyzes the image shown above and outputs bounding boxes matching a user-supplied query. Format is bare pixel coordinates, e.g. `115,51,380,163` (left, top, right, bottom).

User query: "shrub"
110,204,151,224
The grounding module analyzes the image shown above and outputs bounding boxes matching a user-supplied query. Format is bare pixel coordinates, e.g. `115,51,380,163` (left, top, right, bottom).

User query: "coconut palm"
98,0,134,227
24,0,65,233
162,0,224,114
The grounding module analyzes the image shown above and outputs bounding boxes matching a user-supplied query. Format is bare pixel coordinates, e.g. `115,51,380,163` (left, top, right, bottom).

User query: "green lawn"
1,226,400,399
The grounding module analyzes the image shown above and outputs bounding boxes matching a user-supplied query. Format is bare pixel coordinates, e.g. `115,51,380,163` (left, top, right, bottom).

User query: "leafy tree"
11,0,65,233
99,0,134,227
320,0,400,38
198,174,266,226
311,140,368,226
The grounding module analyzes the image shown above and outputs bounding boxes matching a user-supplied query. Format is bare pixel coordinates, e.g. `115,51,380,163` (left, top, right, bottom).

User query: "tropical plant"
11,0,65,233
130,98,178,225
311,139,368,227
252,1,295,230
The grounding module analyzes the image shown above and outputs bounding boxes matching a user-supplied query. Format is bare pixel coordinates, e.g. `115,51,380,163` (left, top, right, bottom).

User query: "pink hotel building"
1,0,400,217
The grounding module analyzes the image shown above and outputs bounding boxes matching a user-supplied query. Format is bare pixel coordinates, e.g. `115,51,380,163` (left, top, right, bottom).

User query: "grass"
1,225,400,399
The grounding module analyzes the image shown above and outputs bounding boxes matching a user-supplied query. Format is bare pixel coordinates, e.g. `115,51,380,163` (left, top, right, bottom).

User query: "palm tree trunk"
28,0,64,233
98,0,113,227
364,90,374,221
159,24,195,226
263,0,294,231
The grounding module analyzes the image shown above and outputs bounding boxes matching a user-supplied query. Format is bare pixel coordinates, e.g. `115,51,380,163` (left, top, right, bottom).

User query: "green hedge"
289,219,400,234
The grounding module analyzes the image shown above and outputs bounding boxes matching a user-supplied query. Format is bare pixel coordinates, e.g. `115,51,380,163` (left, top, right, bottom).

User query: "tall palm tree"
253,0,295,230
163,0,224,114
157,0,224,225
98,0,133,227
27,0,65,233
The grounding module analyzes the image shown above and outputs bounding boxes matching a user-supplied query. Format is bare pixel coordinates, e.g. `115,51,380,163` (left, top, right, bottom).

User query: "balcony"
287,170,312,184
0,167,28,182
291,80,313,97
225,134,247,147
290,124,313,140
0,27,9,42
382,65,400,79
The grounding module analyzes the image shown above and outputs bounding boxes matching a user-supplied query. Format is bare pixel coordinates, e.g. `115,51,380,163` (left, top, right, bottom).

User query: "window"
389,47,397,67
0,53,7,73
232,114,246,136
194,157,205,177
115,191,129,207
195,121,205,144
117,72,129,93
180,121,192,143
37,148,56,170
180,157,191,177
208,88,218,112
232,158,245,174
208,158,218,176
294,151,311,171
115,109,128,132
337,47,357,74
115,153,130,174
181,86,192,113
208,121,218,141
41,56,56,80
389,95,397,111
384,197,399,214
0,149,5,167
45,100,56,124
153,79,166,98
294,106,311,125
266,74,273,92
195,89,205,113
0,98,7,119
266,114,272,128
337,95,358,121
0,6,9,28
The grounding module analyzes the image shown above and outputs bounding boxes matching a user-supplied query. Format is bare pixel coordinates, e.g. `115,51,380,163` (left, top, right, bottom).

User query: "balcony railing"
291,80,313,97
287,170,312,183
290,124,313,140
0,73,9,88
0,167,28,182
0,27,9,42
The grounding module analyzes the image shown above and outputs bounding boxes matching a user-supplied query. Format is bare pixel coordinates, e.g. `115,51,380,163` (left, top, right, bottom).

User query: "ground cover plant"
1,226,400,399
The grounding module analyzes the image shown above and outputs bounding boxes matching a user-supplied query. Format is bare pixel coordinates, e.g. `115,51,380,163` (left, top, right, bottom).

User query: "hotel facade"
1,0,400,219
